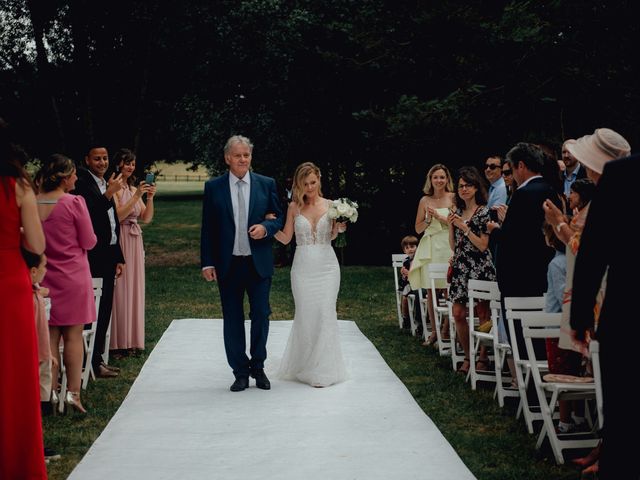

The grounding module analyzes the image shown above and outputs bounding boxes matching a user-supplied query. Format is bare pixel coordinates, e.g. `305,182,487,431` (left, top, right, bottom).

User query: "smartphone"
489,209,499,222
145,172,155,185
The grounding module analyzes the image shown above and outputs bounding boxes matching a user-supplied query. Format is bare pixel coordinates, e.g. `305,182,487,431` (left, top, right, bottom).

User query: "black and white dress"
449,206,496,304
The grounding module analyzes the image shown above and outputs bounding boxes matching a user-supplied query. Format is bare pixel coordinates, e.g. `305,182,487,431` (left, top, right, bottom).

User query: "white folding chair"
447,299,466,371
427,263,451,356
58,278,102,413
590,340,603,430
390,253,416,332
415,287,430,339
504,296,547,433
492,299,519,407
83,278,103,387
467,280,500,389
521,311,598,464
392,254,409,329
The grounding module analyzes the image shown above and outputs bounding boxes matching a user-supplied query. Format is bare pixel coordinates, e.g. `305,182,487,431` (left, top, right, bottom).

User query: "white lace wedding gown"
277,202,347,387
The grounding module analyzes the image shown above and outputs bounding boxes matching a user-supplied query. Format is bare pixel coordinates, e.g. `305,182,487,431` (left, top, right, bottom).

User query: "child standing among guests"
398,235,418,330
542,224,585,434
21,248,61,463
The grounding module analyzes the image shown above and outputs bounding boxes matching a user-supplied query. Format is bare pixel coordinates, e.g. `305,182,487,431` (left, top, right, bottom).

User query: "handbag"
446,262,454,284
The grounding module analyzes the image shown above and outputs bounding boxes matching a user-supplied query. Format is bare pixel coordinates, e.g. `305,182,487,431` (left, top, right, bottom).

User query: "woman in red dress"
0,119,48,479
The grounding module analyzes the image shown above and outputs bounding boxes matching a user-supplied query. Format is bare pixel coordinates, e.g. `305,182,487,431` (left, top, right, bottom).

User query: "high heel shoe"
50,390,59,406
65,391,87,414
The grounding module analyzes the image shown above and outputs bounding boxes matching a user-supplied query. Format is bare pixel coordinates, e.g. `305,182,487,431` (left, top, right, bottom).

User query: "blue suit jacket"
200,171,284,280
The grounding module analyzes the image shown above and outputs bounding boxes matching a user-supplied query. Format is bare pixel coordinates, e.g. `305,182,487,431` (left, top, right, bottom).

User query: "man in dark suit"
201,135,284,392
571,154,639,479
72,145,125,378
488,142,561,358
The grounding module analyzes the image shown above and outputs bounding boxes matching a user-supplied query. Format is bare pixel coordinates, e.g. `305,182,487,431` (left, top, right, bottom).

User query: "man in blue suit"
201,135,284,392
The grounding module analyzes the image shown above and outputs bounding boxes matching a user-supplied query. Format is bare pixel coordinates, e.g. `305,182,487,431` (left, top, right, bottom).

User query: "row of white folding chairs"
461,289,603,464
389,260,604,465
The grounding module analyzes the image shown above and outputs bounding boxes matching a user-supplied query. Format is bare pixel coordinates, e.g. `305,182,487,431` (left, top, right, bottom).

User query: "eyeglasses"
458,183,476,190
502,169,513,176
485,164,501,170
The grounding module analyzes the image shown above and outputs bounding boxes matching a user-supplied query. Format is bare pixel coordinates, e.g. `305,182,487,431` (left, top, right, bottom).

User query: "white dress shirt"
229,171,251,256
89,170,118,245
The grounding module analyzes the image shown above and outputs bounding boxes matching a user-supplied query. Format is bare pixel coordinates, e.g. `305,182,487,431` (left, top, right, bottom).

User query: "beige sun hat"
566,128,631,174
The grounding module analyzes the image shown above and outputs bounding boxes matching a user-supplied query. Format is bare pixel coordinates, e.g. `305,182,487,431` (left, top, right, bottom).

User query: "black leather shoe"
230,376,249,392
95,364,118,378
250,369,271,390
100,361,121,373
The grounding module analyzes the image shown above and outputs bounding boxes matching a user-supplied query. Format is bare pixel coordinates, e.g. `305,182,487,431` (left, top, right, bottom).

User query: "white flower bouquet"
327,197,358,248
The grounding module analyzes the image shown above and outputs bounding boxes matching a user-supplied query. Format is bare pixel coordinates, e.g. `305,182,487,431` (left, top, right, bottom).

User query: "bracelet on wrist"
464,228,471,237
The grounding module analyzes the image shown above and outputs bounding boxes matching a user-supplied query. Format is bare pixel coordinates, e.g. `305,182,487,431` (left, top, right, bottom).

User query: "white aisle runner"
69,319,475,480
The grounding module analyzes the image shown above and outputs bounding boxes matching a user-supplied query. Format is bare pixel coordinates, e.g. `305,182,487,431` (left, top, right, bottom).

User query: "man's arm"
73,175,115,213
261,177,285,237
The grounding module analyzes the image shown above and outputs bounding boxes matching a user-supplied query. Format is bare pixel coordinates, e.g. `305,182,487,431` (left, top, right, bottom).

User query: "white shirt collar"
88,169,106,186
517,175,542,189
229,171,251,187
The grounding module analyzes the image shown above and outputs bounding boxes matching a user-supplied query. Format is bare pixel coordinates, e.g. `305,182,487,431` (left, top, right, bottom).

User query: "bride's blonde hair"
292,162,323,207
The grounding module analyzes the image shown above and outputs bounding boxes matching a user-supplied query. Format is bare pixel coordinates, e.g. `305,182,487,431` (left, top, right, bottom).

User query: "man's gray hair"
224,135,253,154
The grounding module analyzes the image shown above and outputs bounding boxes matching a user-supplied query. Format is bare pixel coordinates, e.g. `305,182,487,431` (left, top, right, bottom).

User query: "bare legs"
453,299,491,373
425,290,437,343
426,289,449,344
48,324,86,412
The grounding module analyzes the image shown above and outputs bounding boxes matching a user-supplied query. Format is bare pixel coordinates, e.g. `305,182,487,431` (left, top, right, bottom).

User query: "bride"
274,162,347,387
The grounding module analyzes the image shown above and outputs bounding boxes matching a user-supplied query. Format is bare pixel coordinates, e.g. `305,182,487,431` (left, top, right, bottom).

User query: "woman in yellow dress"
408,164,455,345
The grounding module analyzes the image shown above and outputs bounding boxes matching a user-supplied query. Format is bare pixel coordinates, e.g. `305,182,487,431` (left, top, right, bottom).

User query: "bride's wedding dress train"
277,202,347,387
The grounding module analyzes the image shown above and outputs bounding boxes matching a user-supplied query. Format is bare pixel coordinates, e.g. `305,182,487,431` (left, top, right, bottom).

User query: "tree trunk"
69,0,92,157
133,4,159,171
26,0,66,156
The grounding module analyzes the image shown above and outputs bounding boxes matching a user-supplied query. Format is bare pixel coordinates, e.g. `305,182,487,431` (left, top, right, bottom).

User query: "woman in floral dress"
447,166,496,374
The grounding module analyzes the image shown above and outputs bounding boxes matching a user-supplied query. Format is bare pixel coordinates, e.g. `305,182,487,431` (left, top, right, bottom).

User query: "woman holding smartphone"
110,148,156,355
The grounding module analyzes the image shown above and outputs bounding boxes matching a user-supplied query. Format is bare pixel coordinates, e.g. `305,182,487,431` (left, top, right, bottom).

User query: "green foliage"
1,0,639,263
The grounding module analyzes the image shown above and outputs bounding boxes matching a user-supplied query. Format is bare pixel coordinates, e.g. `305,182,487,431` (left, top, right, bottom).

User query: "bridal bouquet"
328,197,358,248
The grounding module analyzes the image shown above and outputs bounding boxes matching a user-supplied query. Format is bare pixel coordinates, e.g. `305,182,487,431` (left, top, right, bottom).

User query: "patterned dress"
449,205,496,304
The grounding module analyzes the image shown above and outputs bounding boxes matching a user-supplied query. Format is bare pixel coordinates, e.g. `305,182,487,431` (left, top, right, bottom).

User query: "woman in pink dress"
37,154,97,414
110,149,155,353
1,119,48,479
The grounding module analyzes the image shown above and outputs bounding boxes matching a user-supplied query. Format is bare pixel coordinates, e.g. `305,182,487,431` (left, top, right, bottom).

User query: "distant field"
152,161,208,195
152,161,209,177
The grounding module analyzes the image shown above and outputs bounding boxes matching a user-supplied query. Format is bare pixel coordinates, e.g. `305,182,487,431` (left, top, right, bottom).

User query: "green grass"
44,197,580,479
